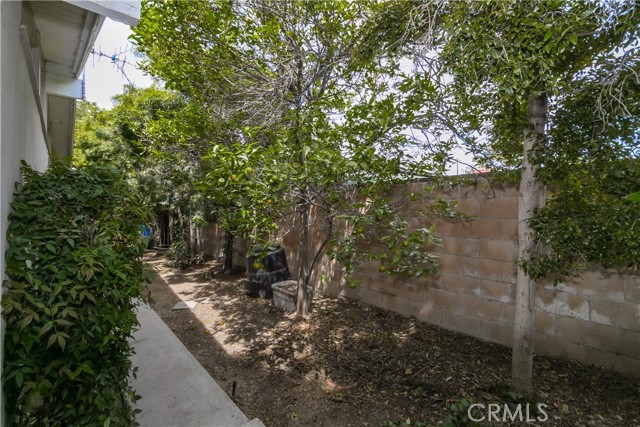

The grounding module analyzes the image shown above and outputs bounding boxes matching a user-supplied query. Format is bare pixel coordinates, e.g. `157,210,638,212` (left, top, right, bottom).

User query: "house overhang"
63,1,140,27
23,1,140,159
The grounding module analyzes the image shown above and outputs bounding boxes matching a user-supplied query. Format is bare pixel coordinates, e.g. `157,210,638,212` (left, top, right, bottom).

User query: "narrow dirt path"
143,251,640,427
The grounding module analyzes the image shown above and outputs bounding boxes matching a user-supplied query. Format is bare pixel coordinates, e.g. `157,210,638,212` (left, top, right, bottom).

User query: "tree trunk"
512,93,546,393
223,229,234,274
158,213,170,246
296,199,311,316
190,221,198,255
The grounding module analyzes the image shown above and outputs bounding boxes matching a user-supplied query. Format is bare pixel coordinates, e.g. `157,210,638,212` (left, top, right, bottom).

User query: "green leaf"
18,314,34,331
39,321,54,336
15,371,24,388
57,334,67,351
47,334,57,349
625,191,640,202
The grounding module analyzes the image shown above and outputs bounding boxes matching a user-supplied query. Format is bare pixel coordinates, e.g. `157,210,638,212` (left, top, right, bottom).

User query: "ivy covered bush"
2,161,149,426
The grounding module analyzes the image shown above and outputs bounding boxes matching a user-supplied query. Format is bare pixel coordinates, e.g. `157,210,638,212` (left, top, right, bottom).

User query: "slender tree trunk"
292,48,311,317
176,208,190,257
190,221,198,255
296,198,311,316
512,93,546,393
223,229,234,274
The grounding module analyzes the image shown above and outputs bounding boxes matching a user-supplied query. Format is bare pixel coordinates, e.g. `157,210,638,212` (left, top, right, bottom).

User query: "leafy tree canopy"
132,0,459,315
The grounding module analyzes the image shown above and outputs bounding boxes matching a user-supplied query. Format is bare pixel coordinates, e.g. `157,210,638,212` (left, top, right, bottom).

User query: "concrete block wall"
281,180,640,377
193,222,248,268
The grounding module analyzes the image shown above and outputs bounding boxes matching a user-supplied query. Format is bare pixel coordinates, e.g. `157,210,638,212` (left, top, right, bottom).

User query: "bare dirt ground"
143,251,639,427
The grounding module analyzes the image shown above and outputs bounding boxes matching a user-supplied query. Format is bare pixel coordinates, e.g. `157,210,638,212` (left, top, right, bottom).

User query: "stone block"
441,310,482,337
502,304,515,326
395,282,426,303
172,300,197,310
534,310,556,337
467,178,494,199
480,239,518,262
338,284,364,301
543,271,625,302
460,218,504,240
457,198,479,216
502,219,518,241
556,316,625,354
436,253,461,275
420,272,442,290
359,288,384,308
481,321,513,347
435,185,461,200
460,257,502,281
590,299,640,331
624,275,640,304
500,184,519,198
457,295,503,321
411,302,442,326
535,288,590,320
368,275,400,296
476,280,515,304
440,273,481,296
622,330,640,359
587,347,640,377
502,261,518,284
425,288,459,311
382,294,413,317
478,197,518,219
441,237,480,258
432,219,461,237
534,333,588,362
355,260,381,275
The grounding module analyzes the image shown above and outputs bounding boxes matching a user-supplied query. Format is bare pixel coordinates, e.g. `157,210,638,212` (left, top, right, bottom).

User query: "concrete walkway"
130,304,265,427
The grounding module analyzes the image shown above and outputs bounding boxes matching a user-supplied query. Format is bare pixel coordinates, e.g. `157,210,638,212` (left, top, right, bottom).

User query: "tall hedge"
2,161,149,426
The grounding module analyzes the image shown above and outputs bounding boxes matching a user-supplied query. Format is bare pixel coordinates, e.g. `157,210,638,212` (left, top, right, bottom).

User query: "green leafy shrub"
2,161,149,426
168,238,190,269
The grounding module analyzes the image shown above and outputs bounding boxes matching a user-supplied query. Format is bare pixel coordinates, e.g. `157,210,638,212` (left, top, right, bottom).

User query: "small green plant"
191,252,206,265
168,238,190,269
411,386,428,398
2,161,148,426
444,397,481,427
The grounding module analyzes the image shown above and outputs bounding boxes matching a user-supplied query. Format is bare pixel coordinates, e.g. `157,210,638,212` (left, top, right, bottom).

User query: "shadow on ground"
143,251,639,427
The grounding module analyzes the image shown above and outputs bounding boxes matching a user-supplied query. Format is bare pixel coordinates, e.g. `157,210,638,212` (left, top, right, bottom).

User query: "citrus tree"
132,0,456,316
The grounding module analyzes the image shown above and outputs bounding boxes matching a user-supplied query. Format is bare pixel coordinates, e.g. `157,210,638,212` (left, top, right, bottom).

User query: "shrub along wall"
2,162,148,426
198,178,639,377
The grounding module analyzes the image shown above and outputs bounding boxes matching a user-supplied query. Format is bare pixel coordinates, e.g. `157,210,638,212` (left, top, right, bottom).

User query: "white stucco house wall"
0,1,139,422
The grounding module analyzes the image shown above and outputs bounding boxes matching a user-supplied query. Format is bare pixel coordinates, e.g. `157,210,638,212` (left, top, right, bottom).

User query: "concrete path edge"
130,303,264,427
